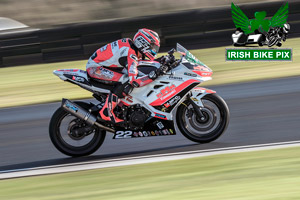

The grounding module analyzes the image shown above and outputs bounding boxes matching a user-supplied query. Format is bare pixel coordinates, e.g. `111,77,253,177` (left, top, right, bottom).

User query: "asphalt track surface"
1,76,300,171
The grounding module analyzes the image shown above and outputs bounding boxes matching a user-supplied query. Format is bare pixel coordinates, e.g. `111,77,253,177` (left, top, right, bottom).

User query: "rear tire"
176,94,229,143
49,101,106,157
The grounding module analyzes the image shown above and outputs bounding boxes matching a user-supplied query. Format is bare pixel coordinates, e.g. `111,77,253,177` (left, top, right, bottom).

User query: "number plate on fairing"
113,118,176,139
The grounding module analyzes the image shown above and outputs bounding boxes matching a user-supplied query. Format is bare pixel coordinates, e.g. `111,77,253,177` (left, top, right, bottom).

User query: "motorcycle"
266,24,290,47
49,43,230,157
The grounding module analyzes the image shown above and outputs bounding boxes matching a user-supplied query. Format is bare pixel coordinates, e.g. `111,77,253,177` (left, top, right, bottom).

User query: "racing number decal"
113,129,176,139
114,131,133,139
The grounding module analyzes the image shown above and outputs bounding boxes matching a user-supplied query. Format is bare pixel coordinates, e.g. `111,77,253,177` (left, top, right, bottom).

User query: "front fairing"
181,58,212,78
175,43,213,80
168,62,212,83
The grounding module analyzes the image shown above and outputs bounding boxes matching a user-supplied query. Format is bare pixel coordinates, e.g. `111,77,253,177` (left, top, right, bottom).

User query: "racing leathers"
86,38,154,124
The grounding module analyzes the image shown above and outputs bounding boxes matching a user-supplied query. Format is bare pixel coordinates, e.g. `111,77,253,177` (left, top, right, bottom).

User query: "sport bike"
49,43,230,157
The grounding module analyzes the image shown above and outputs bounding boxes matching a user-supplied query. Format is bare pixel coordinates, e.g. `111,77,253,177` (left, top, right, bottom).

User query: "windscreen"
176,43,211,71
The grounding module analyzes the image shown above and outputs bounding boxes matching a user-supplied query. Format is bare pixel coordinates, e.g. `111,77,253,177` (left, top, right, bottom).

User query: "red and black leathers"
86,38,153,87
86,38,154,124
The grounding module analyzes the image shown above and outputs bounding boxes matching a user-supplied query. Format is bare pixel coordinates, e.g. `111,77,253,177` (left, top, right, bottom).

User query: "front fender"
190,87,216,107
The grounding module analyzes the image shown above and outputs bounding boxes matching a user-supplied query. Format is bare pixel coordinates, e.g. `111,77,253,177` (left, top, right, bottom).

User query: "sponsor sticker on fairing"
143,131,149,137
164,96,180,107
72,76,85,82
169,75,183,80
156,121,165,129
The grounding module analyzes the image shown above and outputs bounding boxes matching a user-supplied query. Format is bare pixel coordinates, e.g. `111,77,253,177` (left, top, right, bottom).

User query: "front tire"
49,101,106,157
176,94,229,143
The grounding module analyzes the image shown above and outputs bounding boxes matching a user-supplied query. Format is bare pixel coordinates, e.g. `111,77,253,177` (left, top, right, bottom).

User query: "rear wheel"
176,94,229,143
49,102,106,157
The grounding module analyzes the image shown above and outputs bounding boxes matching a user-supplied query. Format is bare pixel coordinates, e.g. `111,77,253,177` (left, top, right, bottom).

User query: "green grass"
1,146,300,200
0,37,299,108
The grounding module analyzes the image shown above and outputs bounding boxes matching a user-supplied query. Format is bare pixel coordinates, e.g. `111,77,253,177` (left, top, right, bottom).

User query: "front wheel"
176,94,229,143
49,101,106,157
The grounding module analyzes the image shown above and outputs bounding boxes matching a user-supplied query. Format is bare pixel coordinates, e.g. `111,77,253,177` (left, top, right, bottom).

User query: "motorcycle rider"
86,28,161,124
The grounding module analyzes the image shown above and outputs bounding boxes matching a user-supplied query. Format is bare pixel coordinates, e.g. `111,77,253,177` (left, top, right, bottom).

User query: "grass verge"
1,146,300,200
0,38,299,108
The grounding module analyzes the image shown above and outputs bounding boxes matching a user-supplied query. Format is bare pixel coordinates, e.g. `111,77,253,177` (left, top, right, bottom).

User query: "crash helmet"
133,28,160,60
283,23,290,34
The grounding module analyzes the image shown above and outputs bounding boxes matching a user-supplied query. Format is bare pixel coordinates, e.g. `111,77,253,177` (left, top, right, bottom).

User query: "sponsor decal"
112,41,118,49
91,52,97,60
135,36,150,51
156,121,165,129
141,76,150,81
169,129,175,135
130,54,138,61
121,38,127,43
120,48,127,56
164,96,180,108
184,72,197,77
65,102,78,112
133,132,139,137
190,97,199,102
138,61,158,66
100,45,108,52
72,76,85,82
113,128,175,139
58,69,78,72
143,131,149,136
155,113,167,119
125,95,133,103
156,84,176,99
95,67,114,79
138,131,143,137
129,62,138,74
169,75,183,80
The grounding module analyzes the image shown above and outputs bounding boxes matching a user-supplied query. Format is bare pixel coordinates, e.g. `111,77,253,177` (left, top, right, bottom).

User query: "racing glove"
148,65,168,80
148,67,164,80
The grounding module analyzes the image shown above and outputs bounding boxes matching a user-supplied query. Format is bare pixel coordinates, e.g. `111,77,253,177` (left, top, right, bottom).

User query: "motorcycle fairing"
53,44,215,122
181,59,213,77
152,81,200,113
113,118,176,139
190,87,216,107
53,69,111,93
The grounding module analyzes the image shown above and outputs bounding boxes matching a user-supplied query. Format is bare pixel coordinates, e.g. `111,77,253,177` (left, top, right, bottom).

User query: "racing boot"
99,93,124,124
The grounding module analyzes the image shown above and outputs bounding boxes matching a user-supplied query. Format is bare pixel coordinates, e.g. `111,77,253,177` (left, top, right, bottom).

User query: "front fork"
188,87,216,120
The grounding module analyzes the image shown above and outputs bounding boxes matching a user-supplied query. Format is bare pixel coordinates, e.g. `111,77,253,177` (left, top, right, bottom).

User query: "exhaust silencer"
61,98,115,133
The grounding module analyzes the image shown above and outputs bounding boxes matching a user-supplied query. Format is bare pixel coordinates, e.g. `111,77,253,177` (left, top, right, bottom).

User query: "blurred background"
1,1,300,199
0,0,282,27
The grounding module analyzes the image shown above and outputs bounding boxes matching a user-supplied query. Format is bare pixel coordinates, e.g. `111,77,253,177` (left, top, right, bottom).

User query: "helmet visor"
150,44,160,56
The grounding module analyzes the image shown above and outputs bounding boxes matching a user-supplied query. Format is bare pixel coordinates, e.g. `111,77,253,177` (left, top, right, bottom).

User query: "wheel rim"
181,99,222,137
57,113,99,149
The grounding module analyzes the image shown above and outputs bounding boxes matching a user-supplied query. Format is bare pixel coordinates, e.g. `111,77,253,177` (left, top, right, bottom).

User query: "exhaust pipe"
61,98,115,133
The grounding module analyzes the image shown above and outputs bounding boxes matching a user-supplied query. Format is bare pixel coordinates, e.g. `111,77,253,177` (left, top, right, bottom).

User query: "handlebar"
157,48,183,75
